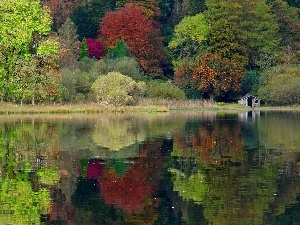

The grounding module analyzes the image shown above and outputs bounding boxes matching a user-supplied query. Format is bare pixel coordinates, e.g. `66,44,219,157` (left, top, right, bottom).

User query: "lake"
0,111,299,225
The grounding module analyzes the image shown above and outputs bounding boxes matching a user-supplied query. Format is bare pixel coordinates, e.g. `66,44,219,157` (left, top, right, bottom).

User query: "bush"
91,72,146,106
146,80,186,100
257,65,300,105
90,57,145,81
60,68,94,103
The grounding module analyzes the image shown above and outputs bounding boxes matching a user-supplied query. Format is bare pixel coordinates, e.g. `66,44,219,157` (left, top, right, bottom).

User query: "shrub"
146,80,186,100
257,65,300,105
91,72,146,106
90,57,145,81
60,68,94,103
86,38,103,60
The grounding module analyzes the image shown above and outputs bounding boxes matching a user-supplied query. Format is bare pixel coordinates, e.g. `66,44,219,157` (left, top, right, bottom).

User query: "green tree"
79,37,89,60
257,64,300,105
0,0,59,103
108,40,129,60
204,0,249,67
243,1,281,68
168,13,210,70
270,0,300,64
71,0,113,39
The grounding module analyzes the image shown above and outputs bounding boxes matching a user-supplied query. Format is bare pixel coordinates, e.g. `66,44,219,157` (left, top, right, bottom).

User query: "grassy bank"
1,100,299,115
0,102,169,115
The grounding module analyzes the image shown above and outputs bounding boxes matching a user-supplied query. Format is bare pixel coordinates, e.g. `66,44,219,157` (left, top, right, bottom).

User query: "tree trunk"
209,93,214,102
32,96,35,105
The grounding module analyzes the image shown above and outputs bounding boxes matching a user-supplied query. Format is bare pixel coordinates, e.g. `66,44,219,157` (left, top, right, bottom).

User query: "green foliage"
168,13,209,69
37,39,60,57
60,57,146,103
257,65,300,105
0,0,52,51
0,177,51,224
91,72,146,106
169,13,209,49
245,1,281,68
169,169,207,203
92,116,146,151
108,39,129,59
60,68,94,102
37,168,60,185
79,38,89,60
71,0,113,39
0,0,56,102
90,57,146,81
146,80,186,100
241,70,260,95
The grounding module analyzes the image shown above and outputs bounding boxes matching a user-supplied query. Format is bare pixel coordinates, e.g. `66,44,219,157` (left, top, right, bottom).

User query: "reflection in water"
0,111,299,224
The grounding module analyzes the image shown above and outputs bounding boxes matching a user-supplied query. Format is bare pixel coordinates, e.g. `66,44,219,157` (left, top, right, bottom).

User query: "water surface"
0,111,299,224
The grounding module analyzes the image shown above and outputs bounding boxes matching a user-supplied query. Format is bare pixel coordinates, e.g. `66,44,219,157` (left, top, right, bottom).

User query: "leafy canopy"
0,0,52,54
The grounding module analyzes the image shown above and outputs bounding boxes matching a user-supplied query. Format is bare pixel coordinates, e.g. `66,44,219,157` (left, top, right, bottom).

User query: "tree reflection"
0,174,51,225
171,116,281,225
92,116,146,151
0,119,61,225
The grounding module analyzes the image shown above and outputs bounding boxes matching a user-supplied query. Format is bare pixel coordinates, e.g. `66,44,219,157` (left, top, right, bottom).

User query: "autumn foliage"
42,0,78,30
99,3,166,77
175,53,244,101
99,141,164,214
86,38,103,60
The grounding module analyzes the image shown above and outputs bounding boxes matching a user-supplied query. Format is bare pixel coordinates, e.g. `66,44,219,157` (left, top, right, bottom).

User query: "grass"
1,100,299,115
0,102,169,115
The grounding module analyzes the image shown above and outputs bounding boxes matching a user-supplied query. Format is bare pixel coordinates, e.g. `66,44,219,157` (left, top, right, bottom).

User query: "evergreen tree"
108,40,129,60
79,38,89,60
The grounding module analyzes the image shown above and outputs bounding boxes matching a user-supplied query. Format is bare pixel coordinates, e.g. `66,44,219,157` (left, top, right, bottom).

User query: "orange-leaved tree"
192,53,244,102
99,3,166,77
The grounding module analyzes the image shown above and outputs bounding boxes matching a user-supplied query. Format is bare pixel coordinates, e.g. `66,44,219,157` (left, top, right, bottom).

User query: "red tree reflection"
99,140,165,214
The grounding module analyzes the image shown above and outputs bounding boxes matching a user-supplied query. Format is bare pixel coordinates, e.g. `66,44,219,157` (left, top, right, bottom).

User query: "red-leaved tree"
42,0,78,30
86,38,103,60
99,3,166,77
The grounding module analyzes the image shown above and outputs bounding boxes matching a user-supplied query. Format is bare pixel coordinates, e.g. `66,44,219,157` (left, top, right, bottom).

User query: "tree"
270,0,300,64
192,53,244,101
108,40,130,60
91,72,146,106
99,3,166,77
242,0,281,68
204,0,249,67
0,0,60,103
168,13,210,70
41,0,78,31
86,38,103,60
71,0,113,39
79,38,88,60
58,17,80,69
257,64,300,105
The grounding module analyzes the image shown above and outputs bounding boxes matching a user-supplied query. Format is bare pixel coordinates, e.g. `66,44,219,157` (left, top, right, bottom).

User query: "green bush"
60,68,94,103
257,65,300,105
91,72,146,106
146,80,186,100
90,57,145,81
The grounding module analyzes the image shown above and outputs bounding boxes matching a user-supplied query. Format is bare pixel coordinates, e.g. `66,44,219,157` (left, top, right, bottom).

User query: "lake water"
0,111,299,225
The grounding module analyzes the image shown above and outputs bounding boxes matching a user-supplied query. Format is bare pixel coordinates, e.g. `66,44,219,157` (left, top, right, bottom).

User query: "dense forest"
0,0,299,105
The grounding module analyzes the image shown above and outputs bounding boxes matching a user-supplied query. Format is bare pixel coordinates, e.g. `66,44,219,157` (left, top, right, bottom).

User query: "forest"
0,0,299,106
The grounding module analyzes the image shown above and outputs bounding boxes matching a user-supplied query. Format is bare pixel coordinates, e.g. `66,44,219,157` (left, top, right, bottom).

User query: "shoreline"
1,101,300,115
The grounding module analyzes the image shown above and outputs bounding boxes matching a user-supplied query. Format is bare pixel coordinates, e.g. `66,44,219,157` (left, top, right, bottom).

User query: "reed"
0,102,169,115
